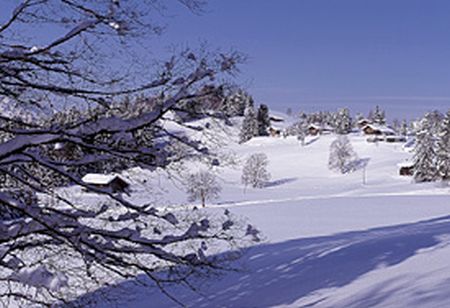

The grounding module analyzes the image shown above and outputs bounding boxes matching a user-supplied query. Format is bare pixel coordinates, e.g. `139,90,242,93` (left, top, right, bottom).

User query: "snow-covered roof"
362,124,395,134
269,115,285,122
322,124,334,131
397,161,414,168
308,123,321,129
81,173,127,185
54,142,64,150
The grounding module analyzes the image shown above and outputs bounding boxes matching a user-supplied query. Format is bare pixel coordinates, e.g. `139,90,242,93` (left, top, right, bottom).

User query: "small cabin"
268,127,281,137
307,124,321,136
362,124,395,136
397,162,414,176
81,174,130,193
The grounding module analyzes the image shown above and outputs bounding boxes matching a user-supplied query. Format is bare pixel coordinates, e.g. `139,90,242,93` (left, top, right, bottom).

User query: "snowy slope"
72,117,450,308
89,212,450,308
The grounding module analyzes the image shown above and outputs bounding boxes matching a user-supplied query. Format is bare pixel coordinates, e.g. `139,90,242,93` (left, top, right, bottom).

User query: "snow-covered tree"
241,153,271,189
392,118,401,133
239,101,258,143
297,128,307,146
367,110,374,122
436,110,450,182
286,107,293,116
334,108,352,134
329,135,358,174
370,105,386,125
186,170,222,207
0,1,255,306
176,85,226,121
413,116,438,182
296,120,307,146
400,119,408,136
355,112,364,123
223,89,251,116
424,110,444,136
257,104,270,136
298,111,307,121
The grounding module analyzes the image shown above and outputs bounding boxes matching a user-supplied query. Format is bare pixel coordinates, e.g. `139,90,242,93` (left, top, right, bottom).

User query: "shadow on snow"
71,214,450,308
264,177,298,188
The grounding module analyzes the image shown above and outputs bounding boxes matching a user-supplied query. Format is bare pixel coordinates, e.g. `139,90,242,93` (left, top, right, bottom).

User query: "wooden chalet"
362,124,395,136
81,174,130,193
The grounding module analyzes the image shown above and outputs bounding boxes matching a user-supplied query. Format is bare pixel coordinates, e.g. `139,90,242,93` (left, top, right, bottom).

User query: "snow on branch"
0,1,251,306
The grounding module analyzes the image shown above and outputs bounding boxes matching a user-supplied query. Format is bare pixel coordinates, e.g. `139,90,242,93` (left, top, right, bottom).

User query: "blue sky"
2,0,450,119
158,0,450,119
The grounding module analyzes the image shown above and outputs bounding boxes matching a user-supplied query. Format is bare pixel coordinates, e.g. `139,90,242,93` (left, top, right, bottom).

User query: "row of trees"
239,98,271,143
286,105,414,137
291,105,387,129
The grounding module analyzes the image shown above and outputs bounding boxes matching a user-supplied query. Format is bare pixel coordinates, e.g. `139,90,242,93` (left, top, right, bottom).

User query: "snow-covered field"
78,118,450,307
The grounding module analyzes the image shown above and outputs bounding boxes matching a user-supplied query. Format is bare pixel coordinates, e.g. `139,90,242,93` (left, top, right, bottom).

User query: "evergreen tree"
257,104,270,136
400,120,408,136
298,111,307,121
392,118,401,133
223,89,250,116
436,110,450,182
367,110,374,122
239,100,258,143
286,107,293,116
355,112,364,121
371,105,386,125
424,110,444,136
410,121,418,135
355,113,364,126
334,108,352,134
413,116,437,182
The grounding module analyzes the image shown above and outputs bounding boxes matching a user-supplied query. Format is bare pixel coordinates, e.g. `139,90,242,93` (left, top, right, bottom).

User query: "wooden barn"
81,174,130,193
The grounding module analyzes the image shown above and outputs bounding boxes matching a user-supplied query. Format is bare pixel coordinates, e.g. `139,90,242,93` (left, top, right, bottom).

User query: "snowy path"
216,189,450,209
